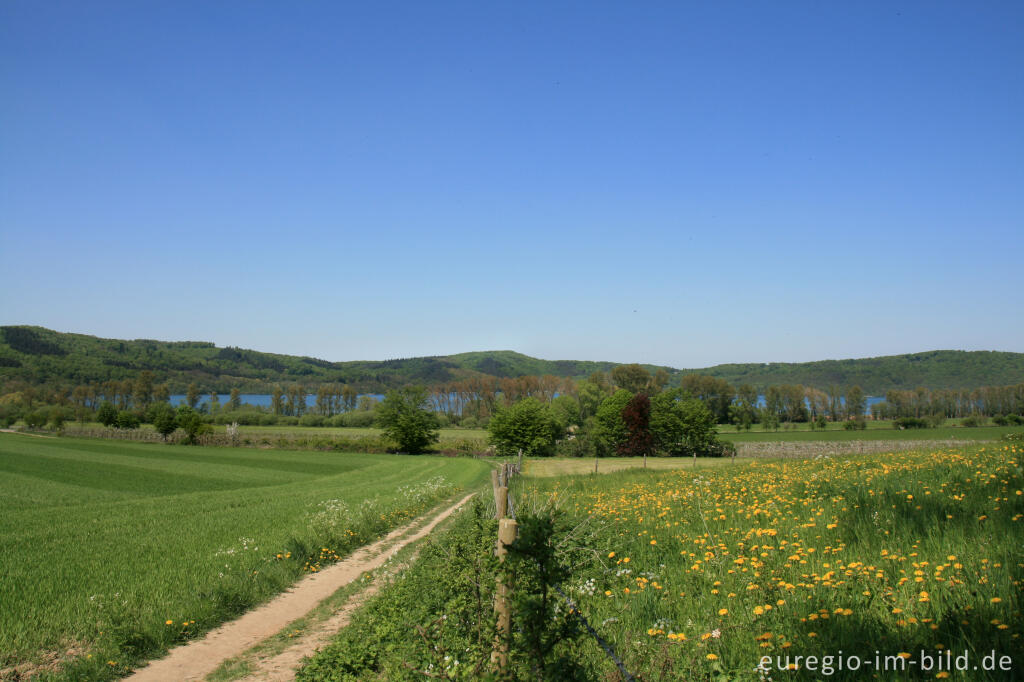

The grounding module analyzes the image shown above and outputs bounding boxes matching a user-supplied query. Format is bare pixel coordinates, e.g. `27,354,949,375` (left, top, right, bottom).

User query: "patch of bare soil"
0,642,89,681
125,493,475,682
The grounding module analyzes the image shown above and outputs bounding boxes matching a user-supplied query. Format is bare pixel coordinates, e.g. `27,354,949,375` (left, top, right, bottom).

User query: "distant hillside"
1,326,1022,394
685,350,1024,393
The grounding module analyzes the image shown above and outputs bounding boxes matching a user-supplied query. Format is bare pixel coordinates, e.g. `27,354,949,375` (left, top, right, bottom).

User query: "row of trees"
4,365,1023,434
870,385,1024,420
374,376,731,458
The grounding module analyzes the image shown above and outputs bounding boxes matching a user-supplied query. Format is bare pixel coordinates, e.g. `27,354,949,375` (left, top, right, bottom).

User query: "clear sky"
2,1,1022,368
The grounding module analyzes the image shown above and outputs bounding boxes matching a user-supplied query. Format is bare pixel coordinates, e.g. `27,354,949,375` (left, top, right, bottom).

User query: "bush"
0,404,21,428
48,406,72,430
962,414,987,428
992,414,1008,426
116,410,141,429
895,417,928,429
23,410,48,429
1007,414,1023,425
97,400,118,427
299,414,325,427
843,418,867,431
554,431,599,458
376,386,439,454
339,410,377,428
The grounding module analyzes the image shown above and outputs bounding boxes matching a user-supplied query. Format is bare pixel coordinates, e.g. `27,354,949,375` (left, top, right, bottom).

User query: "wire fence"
498,457,636,682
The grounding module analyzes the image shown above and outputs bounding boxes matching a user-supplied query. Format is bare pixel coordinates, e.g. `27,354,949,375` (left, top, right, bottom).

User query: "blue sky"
2,1,1022,368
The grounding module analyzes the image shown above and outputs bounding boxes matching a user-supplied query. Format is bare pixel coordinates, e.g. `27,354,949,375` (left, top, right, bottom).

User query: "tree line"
3,363,1023,436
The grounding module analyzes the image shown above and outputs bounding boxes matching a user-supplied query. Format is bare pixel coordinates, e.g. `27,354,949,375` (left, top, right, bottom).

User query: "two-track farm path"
126,493,476,682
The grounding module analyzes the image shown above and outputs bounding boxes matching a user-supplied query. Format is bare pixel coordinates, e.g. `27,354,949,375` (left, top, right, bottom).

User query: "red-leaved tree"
620,393,653,459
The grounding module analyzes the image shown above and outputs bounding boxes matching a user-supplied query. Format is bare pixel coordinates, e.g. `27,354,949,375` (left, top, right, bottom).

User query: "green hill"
1,326,1022,394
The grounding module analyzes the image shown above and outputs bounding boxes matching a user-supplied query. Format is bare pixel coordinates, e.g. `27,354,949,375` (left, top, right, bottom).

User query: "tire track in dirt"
125,493,476,682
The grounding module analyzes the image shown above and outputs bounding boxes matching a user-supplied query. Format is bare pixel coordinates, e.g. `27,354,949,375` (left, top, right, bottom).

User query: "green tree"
271,384,284,415
488,397,560,457
133,370,154,411
116,410,141,429
550,394,581,432
594,389,633,455
376,386,439,454
650,389,720,456
186,383,200,409
150,402,177,440
846,385,866,420
97,400,118,427
577,375,609,420
153,383,171,404
228,387,242,410
611,364,652,394
175,405,208,445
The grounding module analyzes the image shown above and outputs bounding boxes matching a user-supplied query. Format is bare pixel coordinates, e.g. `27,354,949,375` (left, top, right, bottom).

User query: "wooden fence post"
492,517,518,671
496,485,508,519
491,468,500,510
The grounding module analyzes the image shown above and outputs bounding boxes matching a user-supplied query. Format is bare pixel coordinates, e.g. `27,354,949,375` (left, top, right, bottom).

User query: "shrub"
554,431,599,458
97,401,118,427
376,386,439,454
843,418,867,431
298,414,325,427
23,410,48,429
115,410,141,429
48,406,72,430
895,417,928,429
0,404,21,428
962,414,987,428
339,410,376,428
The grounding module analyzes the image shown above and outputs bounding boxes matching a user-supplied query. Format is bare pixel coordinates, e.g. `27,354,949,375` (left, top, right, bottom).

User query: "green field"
524,455,753,477
60,421,490,442
0,433,490,680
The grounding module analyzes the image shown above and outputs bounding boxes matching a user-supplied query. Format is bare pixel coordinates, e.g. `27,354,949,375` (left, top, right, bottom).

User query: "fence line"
494,454,636,681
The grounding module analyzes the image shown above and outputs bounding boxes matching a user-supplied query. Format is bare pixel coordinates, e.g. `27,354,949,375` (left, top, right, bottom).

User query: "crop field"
61,422,490,443
515,443,1023,678
0,433,490,681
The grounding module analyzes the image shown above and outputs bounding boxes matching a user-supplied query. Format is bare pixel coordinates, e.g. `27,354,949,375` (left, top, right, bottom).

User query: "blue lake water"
169,393,885,415
168,393,385,408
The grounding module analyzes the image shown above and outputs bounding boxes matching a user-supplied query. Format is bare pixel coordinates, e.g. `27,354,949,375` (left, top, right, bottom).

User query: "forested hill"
1,326,1023,394
683,350,1024,393
0,326,665,393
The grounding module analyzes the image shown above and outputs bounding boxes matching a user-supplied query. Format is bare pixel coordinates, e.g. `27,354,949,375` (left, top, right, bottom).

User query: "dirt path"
237,581,382,681
125,493,476,682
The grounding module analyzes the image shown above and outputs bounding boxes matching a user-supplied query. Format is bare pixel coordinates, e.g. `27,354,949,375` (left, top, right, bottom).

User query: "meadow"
0,433,490,680
300,443,1023,680
516,443,1023,679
